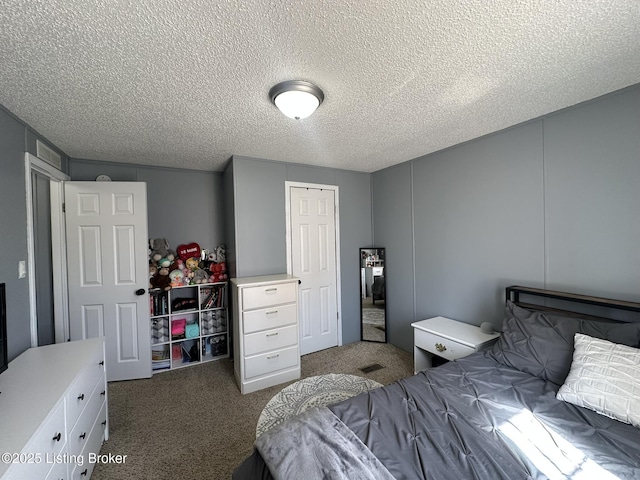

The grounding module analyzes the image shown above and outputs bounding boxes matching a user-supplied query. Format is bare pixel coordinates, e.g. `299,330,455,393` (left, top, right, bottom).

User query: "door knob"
135,288,146,296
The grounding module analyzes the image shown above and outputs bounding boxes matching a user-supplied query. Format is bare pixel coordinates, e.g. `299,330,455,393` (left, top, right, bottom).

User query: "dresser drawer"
70,403,107,480
244,325,297,356
66,350,105,430
243,303,297,334
45,460,68,480
5,400,66,480
68,372,106,457
242,282,296,310
414,329,475,361
244,345,298,379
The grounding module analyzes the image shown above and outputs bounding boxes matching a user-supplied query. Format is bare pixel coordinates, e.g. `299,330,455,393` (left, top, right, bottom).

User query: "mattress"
234,351,640,479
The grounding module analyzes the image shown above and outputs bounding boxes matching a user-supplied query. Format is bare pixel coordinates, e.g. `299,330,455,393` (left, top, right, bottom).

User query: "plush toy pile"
148,238,228,290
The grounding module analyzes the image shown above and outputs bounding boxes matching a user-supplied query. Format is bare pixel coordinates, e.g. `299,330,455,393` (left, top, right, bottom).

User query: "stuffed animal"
211,245,226,263
157,257,172,268
191,269,209,284
149,238,176,265
185,257,200,272
169,269,185,287
150,266,172,291
149,264,158,288
208,262,227,282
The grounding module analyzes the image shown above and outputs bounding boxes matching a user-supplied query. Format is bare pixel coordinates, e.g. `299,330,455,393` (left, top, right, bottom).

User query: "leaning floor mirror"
360,248,387,342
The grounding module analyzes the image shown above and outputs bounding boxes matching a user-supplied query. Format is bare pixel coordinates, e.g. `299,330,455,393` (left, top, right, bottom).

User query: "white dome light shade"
274,90,320,119
269,80,324,120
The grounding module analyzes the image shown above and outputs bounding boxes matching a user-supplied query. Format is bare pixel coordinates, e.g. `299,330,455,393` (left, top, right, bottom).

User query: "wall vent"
36,139,62,170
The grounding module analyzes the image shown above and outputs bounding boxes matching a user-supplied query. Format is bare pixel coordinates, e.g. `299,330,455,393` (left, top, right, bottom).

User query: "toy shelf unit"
150,282,229,373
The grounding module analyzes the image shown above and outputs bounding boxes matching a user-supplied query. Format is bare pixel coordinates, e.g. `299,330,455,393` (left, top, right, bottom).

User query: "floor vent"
359,363,384,374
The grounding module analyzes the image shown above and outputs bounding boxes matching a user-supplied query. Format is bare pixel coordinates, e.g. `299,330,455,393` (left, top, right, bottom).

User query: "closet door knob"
52,432,61,442
135,288,146,296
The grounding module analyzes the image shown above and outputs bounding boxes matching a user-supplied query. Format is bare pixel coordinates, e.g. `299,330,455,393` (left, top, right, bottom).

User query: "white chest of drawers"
232,274,300,394
0,338,108,480
411,316,500,374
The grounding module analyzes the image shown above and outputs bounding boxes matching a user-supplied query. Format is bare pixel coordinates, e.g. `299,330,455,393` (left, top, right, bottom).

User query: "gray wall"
0,107,69,360
68,159,226,253
225,156,373,345
372,163,415,348
373,85,640,353
543,90,640,300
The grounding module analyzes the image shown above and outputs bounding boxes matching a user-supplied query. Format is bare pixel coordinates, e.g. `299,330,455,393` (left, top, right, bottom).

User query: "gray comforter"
255,406,395,480
234,352,640,479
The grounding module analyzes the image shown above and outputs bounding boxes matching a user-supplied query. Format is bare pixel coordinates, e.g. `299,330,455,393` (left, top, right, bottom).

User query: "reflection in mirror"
360,248,386,343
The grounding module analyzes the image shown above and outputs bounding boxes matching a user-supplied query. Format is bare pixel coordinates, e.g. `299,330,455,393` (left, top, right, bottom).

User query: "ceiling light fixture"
269,80,324,120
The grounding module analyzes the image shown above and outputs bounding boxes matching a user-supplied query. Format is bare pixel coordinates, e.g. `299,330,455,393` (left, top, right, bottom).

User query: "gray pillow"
489,301,640,386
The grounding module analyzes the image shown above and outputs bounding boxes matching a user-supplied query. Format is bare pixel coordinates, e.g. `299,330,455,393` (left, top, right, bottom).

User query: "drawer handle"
265,288,278,293
435,343,447,353
265,310,278,316
79,432,86,440
78,393,85,401
52,432,62,442
266,354,280,360
266,332,279,337
80,469,88,476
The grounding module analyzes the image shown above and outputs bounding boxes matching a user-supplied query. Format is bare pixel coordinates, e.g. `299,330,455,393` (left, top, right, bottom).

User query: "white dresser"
0,338,108,480
232,274,300,394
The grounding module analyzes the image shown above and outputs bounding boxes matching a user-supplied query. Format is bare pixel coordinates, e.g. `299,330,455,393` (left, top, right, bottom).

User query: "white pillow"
557,333,640,428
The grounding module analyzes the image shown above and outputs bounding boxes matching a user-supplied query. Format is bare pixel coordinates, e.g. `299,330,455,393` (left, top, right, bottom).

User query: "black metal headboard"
506,285,640,322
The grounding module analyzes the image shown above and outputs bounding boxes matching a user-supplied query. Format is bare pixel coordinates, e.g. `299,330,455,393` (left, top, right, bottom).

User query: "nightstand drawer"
414,328,475,361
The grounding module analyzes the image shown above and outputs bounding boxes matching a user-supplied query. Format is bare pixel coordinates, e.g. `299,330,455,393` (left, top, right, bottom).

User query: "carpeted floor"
92,341,413,480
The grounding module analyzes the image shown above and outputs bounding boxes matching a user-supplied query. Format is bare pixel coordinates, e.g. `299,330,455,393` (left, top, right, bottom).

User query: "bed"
233,286,640,479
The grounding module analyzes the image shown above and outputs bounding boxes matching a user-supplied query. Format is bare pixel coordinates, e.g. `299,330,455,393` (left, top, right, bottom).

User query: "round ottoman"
256,373,382,438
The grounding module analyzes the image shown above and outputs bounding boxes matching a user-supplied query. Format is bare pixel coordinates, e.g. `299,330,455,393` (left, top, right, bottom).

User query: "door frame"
285,181,342,347
24,152,70,347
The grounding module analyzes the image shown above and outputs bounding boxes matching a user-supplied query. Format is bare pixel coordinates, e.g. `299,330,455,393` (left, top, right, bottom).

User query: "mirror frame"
360,247,387,343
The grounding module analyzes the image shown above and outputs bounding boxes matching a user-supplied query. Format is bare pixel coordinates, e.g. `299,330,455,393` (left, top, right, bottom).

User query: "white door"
65,182,151,381
290,186,339,354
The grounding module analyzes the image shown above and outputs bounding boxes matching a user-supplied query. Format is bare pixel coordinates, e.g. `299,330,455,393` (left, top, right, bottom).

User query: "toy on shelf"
149,240,229,288
203,245,228,283
150,265,172,291
150,238,176,265
149,264,158,288
169,269,185,287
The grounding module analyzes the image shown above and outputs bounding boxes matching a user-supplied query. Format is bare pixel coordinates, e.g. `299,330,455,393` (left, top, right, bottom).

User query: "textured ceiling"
1,1,639,173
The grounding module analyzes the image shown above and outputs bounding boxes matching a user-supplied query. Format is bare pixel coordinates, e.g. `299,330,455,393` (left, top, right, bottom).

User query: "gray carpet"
92,341,413,480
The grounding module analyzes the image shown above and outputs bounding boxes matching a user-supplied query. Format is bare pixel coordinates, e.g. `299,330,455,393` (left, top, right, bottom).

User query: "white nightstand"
411,316,500,374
